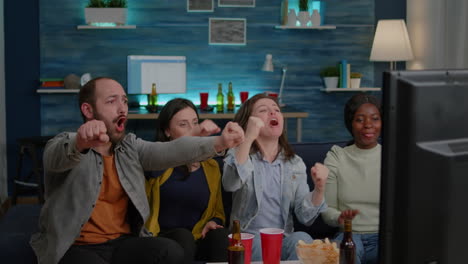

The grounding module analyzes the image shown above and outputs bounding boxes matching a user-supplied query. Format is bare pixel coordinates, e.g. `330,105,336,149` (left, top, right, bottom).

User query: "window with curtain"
407,0,468,69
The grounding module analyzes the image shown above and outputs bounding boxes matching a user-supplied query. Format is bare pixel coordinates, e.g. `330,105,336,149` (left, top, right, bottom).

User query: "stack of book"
39,78,65,89
338,60,351,88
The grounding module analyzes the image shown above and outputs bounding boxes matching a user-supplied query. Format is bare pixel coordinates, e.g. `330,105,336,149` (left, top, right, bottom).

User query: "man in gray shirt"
30,77,244,264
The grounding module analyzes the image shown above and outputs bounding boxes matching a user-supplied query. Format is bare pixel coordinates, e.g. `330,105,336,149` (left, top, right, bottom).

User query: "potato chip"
296,238,339,264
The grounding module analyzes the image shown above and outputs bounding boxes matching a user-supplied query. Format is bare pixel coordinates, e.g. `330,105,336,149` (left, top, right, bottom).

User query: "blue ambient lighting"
90,22,118,27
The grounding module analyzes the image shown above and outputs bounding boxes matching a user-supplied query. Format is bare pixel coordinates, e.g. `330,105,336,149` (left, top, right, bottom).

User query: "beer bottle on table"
227,81,235,111
147,83,158,112
340,218,356,264
148,83,158,106
216,83,224,112
228,220,245,264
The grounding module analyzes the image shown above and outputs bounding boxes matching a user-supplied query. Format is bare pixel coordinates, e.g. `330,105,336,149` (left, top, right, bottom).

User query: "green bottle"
147,83,158,112
216,83,224,112
148,83,158,106
227,82,235,111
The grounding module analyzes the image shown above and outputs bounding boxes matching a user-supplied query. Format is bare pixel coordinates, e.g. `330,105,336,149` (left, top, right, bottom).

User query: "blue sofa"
0,141,346,263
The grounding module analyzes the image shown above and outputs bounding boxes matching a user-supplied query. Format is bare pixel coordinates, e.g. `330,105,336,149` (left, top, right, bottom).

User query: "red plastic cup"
260,228,284,264
266,92,278,98
228,233,255,264
199,92,209,110
240,91,249,103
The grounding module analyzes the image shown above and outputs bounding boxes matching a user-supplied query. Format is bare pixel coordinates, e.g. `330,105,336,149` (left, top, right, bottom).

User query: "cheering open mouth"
115,115,127,132
269,118,279,126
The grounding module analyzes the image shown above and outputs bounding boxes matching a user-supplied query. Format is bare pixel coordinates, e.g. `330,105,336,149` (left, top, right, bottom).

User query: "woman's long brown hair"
233,93,295,160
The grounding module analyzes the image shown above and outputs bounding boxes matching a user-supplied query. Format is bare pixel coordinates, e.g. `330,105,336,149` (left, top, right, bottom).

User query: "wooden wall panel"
40,0,380,143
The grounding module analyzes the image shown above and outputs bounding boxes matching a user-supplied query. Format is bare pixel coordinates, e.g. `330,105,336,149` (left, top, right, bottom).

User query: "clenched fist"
76,120,109,152
311,162,329,193
245,116,265,143
194,119,221,137
214,121,245,152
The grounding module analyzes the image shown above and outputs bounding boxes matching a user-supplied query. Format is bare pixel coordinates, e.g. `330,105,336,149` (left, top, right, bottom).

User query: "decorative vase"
297,11,310,27
323,77,339,89
287,9,297,27
350,78,361,88
311,9,321,26
85,8,127,26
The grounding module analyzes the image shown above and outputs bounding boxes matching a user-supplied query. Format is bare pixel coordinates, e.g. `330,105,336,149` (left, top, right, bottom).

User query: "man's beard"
93,113,126,146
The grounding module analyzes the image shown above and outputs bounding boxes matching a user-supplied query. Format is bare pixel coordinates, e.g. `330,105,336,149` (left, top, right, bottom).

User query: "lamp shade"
370,19,414,62
262,54,274,72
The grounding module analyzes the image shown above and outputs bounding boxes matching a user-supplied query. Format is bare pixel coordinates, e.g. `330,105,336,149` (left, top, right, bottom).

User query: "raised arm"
44,120,110,173
235,116,264,164
138,121,244,171
321,147,343,227
292,158,327,226
311,162,329,206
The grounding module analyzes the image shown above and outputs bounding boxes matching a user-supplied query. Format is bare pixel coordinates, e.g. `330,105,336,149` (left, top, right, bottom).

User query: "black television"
379,69,468,264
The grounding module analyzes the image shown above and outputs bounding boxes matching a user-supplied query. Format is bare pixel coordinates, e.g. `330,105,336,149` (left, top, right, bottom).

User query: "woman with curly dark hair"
322,93,382,264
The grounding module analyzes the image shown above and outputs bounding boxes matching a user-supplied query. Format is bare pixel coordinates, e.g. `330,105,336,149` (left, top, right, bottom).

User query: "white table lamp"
262,54,287,106
370,19,414,70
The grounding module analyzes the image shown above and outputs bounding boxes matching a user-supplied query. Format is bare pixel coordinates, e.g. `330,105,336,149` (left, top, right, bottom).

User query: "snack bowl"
296,239,339,264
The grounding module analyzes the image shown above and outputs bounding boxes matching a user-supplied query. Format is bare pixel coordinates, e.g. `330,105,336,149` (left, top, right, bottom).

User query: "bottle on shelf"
281,0,289,26
311,9,321,26
228,220,245,264
216,83,224,112
227,82,235,112
340,218,356,264
147,83,158,112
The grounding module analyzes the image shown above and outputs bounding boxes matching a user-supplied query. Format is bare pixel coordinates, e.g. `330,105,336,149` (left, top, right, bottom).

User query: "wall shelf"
320,87,381,92
77,25,136,29
275,25,336,30
37,89,79,94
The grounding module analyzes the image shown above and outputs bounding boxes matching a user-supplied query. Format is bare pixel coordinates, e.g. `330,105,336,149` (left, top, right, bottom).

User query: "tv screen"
380,69,468,264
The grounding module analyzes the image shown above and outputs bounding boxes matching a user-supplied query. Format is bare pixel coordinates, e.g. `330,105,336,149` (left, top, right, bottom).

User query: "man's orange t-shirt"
75,155,131,244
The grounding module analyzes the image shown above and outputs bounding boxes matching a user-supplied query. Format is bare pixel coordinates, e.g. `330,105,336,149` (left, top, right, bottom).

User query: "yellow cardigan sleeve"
145,160,225,240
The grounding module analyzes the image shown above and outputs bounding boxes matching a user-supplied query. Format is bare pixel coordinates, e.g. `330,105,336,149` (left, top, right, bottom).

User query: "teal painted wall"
7,0,409,195
39,0,380,142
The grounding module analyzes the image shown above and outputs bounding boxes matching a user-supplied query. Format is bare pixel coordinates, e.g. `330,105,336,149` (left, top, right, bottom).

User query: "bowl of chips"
296,238,339,264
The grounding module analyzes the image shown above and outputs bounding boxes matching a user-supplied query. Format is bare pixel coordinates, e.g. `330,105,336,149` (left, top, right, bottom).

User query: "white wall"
407,0,468,69
0,0,7,205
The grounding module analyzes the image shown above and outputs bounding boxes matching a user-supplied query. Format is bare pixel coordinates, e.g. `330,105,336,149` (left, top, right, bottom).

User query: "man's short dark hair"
78,77,109,122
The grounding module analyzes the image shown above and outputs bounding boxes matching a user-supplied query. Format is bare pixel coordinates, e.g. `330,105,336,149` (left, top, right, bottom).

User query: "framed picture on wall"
218,0,255,7
209,18,246,45
187,0,214,12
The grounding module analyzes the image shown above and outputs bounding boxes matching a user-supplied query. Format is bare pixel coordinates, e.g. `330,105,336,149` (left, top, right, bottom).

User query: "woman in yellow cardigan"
145,98,229,264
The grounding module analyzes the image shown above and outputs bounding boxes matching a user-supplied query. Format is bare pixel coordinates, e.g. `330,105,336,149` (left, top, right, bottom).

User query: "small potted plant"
320,66,340,89
350,72,363,88
85,0,128,26
297,0,310,27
